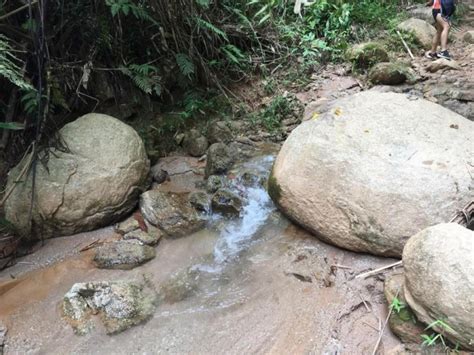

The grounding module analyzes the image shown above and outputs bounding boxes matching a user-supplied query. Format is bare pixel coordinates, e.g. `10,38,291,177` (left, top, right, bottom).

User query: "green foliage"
105,0,158,25
175,54,195,79
0,34,33,91
195,17,229,41
390,297,406,314
122,64,162,96
421,319,455,348
251,95,293,131
0,122,25,130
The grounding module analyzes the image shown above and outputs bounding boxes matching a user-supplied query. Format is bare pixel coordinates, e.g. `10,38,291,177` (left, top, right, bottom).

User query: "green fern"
122,63,162,96
105,0,159,26
0,34,34,91
195,17,229,41
221,45,246,66
175,53,195,78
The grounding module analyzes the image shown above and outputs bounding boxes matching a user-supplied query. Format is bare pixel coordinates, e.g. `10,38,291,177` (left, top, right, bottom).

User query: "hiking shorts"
433,2,455,23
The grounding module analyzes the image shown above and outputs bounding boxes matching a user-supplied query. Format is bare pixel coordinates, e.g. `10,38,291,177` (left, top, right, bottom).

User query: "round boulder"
4,113,150,239
269,92,473,257
403,223,474,350
368,62,415,85
346,42,389,69
397,18,436,49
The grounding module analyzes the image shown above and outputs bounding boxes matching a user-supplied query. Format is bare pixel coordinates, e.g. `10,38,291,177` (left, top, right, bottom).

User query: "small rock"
211,189,242,216
207,121,233,144
151,165,168,184
62,280,157,335
369,62,416,85
239,171,261,187
94,240,155,270
114,216,140,235
139,190,205,237
206,175,227,193
183,129,209,157
346,42,389,69
426,59,461,73
463,30,474,44
384,273,425,344
123,230,161,246
189,191,211,213
205,143,234,177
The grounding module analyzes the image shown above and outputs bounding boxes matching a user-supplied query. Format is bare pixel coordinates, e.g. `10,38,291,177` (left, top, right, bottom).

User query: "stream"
0,151,401,354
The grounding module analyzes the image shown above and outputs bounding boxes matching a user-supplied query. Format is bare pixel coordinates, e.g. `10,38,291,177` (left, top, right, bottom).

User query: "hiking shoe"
425,51,438,60
437,50,452,60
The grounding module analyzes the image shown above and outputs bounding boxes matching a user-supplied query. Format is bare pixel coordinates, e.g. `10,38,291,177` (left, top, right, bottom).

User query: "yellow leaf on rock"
312,112,320,120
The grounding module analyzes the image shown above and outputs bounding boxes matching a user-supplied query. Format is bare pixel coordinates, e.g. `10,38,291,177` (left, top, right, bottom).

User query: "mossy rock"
369,62,416,85
346,42,389,70
384,274,425,345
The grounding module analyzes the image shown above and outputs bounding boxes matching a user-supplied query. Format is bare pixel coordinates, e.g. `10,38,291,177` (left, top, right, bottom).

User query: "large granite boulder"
403,223,474,350
269,91,473,257
397,18,436,49
4,113,149,239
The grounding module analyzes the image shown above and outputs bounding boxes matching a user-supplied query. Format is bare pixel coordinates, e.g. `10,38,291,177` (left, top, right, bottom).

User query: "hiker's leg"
431,21,442,53
437,15,450,51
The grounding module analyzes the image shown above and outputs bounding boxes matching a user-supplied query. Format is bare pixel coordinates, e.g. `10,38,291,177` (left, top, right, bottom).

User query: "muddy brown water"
0,154,402,354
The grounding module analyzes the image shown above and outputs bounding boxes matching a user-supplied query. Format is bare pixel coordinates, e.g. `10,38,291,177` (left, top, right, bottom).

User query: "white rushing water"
193,155,276,273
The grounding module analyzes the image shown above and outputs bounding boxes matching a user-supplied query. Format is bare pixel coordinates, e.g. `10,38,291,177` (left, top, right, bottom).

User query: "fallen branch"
355,261,403,279
396,30,415,60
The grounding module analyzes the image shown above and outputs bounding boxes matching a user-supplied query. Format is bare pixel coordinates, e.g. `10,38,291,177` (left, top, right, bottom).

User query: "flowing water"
0,152,401,354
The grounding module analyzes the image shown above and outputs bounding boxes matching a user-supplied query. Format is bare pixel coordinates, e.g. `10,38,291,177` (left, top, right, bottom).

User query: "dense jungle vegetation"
0,0,421,169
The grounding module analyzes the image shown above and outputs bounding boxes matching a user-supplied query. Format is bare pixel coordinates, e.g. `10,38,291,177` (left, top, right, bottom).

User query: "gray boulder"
62,280,157,335
403,223,474,350
369,62,415,85
270,92,473,257
139,190,205,237
205,143,234,177
94,240,155,269
397,18,436,49
183,129,209,157
4,113,149,239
